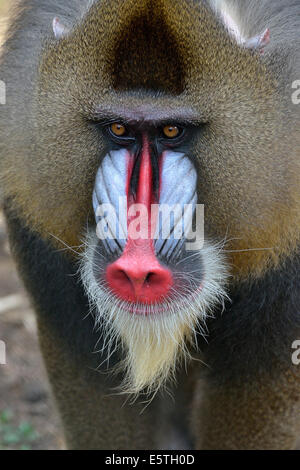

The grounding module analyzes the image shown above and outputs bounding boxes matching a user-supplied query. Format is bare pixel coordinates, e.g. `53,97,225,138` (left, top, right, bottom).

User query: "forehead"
44,0,260,92
40,0,271,128
92,96,203,126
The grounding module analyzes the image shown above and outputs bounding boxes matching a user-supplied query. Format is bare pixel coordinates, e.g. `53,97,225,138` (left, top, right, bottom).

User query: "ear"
217,7,270,52
52,17,70,39
244,28,270,53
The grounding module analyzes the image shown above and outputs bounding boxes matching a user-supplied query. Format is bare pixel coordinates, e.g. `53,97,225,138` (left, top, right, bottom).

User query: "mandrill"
0,0,300,450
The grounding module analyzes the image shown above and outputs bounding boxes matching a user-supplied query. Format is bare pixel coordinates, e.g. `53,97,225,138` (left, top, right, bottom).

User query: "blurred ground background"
0,0,63,450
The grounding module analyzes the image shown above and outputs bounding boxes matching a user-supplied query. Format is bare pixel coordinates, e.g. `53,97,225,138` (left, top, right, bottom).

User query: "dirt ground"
0,215,64,450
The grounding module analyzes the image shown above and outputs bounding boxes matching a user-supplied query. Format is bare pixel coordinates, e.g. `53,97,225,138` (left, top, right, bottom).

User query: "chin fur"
80,231,229,396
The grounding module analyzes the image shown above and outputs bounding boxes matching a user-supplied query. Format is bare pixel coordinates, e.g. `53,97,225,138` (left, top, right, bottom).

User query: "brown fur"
1,0,300,449
192,365,300,449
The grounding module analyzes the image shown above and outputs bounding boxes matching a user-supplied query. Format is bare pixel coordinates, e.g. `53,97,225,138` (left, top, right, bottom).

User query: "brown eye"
110,123,126,137
163,125,180,139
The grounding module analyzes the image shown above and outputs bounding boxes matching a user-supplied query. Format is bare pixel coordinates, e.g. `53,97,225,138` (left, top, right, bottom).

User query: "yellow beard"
118,317,193,394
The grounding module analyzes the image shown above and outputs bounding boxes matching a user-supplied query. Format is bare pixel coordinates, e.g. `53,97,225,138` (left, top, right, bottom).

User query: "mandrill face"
81,114,228,394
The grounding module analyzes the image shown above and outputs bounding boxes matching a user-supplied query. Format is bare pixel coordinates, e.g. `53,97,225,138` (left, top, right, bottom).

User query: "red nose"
106,241,173,304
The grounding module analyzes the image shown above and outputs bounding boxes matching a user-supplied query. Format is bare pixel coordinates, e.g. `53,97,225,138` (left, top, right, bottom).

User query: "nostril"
111,267,131,284
145,272,155,285
119,269,132,284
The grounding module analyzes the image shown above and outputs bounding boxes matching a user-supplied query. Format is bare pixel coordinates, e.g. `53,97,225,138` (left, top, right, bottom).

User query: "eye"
110,123,127,137
162,125,182,139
